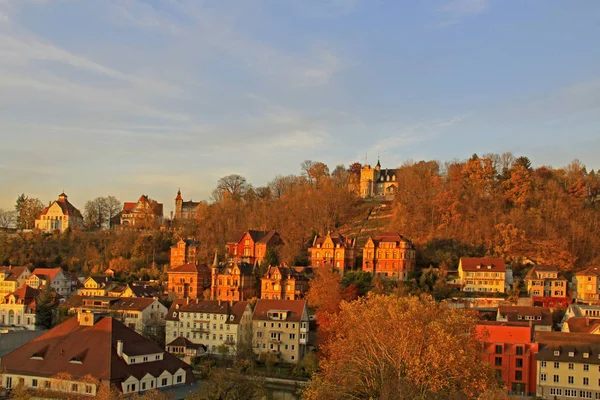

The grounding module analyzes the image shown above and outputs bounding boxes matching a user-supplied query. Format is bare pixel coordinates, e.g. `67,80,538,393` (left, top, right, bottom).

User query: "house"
564,304,600,320
260,266,311,300
308,231,356,273
562,318,600,334
59,295,167,336
165,337,204,358
524,265,568,299
362,232,416,280
0,286,40,329
78,276,115,296
476,321,538,397
34,193,84,233
535,332,600,399
108,283,160,298
358,160,399,199
496,306,553,332
0,266,31,298
170,238,199,267
120,195,163,228
252,299,310,364
572,267,600,304
27,268,73,297
165,299,252,356
0,313,193,395
167,264,211,299
210,261,256,301
174,190,202,220
226,230,283,265
457,257,506,293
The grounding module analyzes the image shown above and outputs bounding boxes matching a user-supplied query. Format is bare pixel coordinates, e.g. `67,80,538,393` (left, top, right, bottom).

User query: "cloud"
435,0,490,27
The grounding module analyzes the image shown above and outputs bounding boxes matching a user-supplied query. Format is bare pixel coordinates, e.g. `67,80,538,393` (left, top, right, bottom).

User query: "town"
0,156,599,400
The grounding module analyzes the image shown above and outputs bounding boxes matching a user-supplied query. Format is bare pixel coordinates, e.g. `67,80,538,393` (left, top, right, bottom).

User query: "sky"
1,0,599,215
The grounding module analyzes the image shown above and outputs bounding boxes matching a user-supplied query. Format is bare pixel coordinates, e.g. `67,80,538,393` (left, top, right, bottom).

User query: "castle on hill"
359,159,399,199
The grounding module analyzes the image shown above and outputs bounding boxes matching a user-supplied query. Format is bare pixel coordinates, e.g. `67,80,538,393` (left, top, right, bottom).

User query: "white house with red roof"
27,268,73,297
34,193,83,233
120,195,163,228
0,285,41,329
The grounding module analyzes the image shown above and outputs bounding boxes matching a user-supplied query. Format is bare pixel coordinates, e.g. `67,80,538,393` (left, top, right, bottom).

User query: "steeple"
376,157,381,169
175,189,183,201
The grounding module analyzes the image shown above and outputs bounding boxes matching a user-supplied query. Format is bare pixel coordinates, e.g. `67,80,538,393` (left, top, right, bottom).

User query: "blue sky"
1,0,599,214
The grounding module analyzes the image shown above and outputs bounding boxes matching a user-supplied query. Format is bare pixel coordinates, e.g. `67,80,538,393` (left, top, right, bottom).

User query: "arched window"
336,261,340,268
385,251,389,259
316,252,320,258
336,252,341,259
325,252,331,259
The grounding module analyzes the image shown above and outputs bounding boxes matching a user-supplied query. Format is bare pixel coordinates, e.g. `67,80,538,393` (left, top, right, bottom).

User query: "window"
584,364,590,371
494,357,502,367
554,375,560,383
495,345,502,354
86,385,92,394
568,376,574,384
32,379,38,388
515,358,523,368
554,361,560,369
5,377,11,389
289,333,296,340
515,371,522,381
45,381,51,389
541,361,546,368
176,375,183,383
569,363,574,370
72,383,79,392
584,377,589,386
549,388,562,396
161,378,168,386
516,346,524,356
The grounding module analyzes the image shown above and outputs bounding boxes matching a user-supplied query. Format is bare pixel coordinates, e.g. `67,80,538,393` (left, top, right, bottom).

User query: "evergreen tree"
35,285,57,329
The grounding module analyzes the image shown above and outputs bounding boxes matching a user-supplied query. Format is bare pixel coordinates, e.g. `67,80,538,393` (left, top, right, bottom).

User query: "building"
562,317,600,334
496,306,553,332
170,238,199,267
564,304,600,320
308,231,356,272
535,332,600,399
120,195,163,228
252,299,310,364
60,295,167,335
457,257,506,293
165,299,252,355
572,267,600,304
0,314,193,395
77,276,115,296
0,266,31,298
476,321,538,396
226,230,283,265
362,232,416,280
108,283,160,298
260,266,311,300
0,286,40,329
211,262,257,301
174,189,202,220
524,265,568,300
358,160,399,199
27,268,73,297
167,264,211,299
34,193,84,233
165,337,203,358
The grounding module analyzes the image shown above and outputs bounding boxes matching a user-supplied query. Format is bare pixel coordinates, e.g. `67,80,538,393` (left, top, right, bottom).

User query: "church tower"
175,189,183,219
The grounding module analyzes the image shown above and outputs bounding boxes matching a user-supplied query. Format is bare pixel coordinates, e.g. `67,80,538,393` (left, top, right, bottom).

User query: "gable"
46,202,66,217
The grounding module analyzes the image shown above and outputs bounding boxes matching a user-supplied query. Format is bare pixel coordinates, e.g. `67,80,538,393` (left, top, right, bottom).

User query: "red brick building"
210,262,256,302
226,230,283,265
170,239,199,267
167,264,211,299
308,231,355,273
260,266,311,300
362,232,416,280
476,321,538,397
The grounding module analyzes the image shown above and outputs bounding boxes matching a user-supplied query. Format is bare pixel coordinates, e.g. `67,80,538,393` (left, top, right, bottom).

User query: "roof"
123,202,136,213
253,299,307,322
312,231,355,248
168,263,210,274
263,266,311,281
216,262,254,276
497,306,553,326
228,230,281,245
377,168,398,182
575,266,600,277
166,298,190,321
564,317,600,334
30,268,62,282
1,316,194,384
536,332,600,364
123,195,163,217
0,266,29,282
109,297,157,311
39,193,83,219
6,285,41,306
176,300,249,324
459,258,506,272
129,284,159,298
369,232,412,246
166,337,203,350
524,265,566,281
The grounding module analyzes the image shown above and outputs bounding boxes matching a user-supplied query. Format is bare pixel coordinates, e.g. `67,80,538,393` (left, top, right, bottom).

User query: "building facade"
260,266,311,300
308,232,355,273
34,193,84,233
362,232,416,280
358,161,399,199
211,262,256,302
0,286,40,329
496,306,553,332
77,276,115,296
167,264,211,299
457,257,507,293
170,239,199,267
524,265,568,298
476,322,538,396
226,230,283,265
120,195,163,228
535,332,600,399
0,267,31,298
252,299,310,364
174,190,202,220
165,300,252,355
27,268,73,297
572,267,600,304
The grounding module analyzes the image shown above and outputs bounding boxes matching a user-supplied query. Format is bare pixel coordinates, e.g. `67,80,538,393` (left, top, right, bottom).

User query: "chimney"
117,340,124,358
218,299,222,306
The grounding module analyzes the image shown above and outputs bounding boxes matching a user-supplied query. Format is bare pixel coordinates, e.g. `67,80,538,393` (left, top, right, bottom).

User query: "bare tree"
105,196,122,228
211,174,250,202
301,160,315,182
0,209,16,228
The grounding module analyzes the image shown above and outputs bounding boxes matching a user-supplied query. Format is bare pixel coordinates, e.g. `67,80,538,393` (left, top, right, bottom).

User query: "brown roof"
39,193,83,219
109,297,157,311
253,299,308,322
123,202,136,213
123,195,163,217
166,298,190,321
6,285,41,308
166,337,203,350
460,258,506,272
129,284,159,298
312,231,355,248
176,300,249,325
524,265,566,281
575,266,600,277
30,268,63,282
536,332,600,365
228,230,281,245
1,316,194,385
60,295,160,312
169,263,210,274
369,232,412,246
497,306,552,326
0,266,29,282
263,266,311,281
565,317,600,334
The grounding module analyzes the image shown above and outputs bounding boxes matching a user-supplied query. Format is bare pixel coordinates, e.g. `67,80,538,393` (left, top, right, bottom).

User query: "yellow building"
0,286,40,329
359,160,399,199
252,299,309,364
572,267,600,304
458,257,506,293
536,332,600,399
523,265,568,298
0,267,30,299
78,276,115,296
34,193,83,233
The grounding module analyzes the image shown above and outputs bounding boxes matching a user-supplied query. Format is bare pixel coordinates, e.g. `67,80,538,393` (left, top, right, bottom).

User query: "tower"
359,165,376,198
175,189,183,219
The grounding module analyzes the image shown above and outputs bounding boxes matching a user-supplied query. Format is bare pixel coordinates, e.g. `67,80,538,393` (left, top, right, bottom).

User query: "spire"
176,189,183,201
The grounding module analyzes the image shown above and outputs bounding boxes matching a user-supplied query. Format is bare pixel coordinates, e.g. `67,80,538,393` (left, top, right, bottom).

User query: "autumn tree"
212,174,250,202
186,360,266,400
15,194,44,229
303,294,498,400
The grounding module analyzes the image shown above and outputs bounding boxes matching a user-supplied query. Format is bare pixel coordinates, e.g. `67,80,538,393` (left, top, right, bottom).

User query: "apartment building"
308,231,356,273
572,267,600,304
524,265,568,298
362,232,416,280
458,257,506,293
260,266,311,300
497,306,553,332
0,286,40,329
0,267,30,298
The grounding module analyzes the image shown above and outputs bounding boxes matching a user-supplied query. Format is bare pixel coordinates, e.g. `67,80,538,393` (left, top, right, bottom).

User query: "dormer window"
487,265,492,269
476,265,481,269
230,315,234,321
583,353,589,358
69,356,83,364
554,351,560,356
568,352,574,357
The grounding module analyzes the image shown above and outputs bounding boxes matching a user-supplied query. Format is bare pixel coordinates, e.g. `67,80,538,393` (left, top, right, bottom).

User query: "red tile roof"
39,193,83,219
122,202,136,213
460,257,506,272
565,317,600,334
168,263,210,274
177,300,249,324
30,268,62,282
497,306,552,327
0,266,29,282
575,266,600,277
1,316,193,386
253,299,308,322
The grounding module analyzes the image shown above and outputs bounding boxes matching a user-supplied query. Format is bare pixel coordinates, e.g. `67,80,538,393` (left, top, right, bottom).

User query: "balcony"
299,337,307,345
300,326,308,333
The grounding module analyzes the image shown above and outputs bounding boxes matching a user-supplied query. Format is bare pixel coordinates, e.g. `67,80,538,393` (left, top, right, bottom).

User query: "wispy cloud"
435,0,490,27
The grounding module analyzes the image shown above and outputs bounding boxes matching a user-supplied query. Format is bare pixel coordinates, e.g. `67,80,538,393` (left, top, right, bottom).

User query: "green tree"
35,285,58,329
15,194,44,230
262,247,280,268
